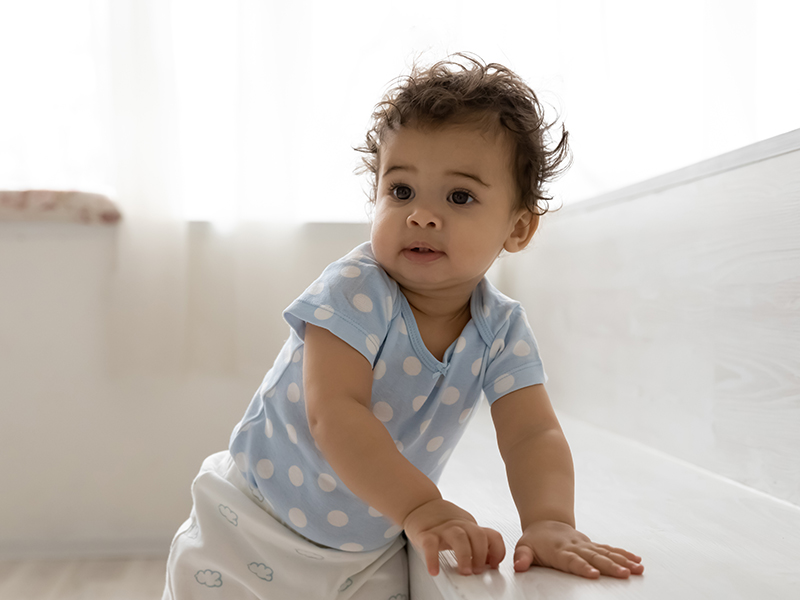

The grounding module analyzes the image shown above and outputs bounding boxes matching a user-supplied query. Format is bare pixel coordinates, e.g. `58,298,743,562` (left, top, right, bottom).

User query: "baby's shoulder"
319,242,398,295
292,242,400,326
475,278,527,338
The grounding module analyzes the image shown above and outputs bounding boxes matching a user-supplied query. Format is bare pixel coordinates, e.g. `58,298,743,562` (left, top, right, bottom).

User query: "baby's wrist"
521,516,576,532
400,495,445,530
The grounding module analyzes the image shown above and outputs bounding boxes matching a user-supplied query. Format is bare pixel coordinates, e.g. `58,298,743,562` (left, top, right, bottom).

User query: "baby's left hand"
514,520,644,579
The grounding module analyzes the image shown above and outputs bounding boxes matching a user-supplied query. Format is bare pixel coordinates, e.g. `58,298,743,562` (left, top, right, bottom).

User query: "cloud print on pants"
195,570,223,587
248,563,274,581
338,578,353,592
218,504,238,526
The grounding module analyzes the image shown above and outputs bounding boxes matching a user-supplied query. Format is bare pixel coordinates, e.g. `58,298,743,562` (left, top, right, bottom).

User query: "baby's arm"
491,384,643,578
304,324,504,576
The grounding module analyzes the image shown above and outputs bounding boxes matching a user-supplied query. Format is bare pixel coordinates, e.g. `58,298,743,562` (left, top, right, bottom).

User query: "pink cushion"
0,190,121,224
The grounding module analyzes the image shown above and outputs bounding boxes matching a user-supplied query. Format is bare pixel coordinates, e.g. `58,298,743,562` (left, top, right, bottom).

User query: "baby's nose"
407,205,442,229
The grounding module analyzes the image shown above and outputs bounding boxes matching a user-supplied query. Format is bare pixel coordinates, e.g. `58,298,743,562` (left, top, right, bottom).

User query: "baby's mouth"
405,242,442,254
402,244,445,263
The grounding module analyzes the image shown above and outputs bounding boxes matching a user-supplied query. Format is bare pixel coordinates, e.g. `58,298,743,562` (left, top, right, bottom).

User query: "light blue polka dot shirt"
229,242,547,552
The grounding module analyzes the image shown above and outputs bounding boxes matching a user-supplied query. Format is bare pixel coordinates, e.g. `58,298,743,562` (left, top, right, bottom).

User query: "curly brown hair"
354,52,571,216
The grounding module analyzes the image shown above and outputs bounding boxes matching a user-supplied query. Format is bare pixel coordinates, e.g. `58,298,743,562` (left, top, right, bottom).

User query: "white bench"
410,128,800,599
410,400,800,599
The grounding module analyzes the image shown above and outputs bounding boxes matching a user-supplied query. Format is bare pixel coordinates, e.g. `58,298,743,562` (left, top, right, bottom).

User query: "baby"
163,52,643,599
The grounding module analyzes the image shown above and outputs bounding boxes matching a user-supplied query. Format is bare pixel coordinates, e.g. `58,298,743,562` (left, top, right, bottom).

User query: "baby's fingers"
484,528,506,570
513,545,535,573
442,527,475,576
466,527,489,574
419,533,442,577
594,543,644,567
574,547,635,579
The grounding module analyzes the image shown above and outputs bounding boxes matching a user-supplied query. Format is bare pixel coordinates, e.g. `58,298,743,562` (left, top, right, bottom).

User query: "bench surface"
409,399,800,599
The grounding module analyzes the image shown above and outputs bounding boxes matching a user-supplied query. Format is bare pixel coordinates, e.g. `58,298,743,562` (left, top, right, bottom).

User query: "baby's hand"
403,499,506,576
514,520,644,579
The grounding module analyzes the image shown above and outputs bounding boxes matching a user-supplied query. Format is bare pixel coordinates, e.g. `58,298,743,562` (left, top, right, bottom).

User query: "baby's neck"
399,284,473,322
400,285,474,362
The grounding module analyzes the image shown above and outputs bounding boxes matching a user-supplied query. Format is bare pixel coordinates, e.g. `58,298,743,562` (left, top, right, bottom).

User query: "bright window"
1,0,798,223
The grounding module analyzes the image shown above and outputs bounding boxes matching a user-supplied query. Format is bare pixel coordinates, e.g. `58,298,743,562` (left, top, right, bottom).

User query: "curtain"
2,0,799,220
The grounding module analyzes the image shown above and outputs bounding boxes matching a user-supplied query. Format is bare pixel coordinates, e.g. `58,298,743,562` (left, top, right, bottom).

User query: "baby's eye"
391,184,414,201
449,190,475,205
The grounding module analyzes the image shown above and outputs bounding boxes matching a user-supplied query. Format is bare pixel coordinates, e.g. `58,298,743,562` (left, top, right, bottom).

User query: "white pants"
163,451,408,600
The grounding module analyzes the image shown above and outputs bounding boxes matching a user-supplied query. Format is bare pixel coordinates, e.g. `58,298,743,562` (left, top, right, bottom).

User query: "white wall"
0,220,370,558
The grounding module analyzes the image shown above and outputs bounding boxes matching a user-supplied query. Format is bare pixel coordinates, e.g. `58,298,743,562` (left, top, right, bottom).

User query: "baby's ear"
504,209,539,253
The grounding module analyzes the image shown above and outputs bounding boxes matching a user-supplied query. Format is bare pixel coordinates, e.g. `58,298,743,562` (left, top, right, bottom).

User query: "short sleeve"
283,252,398,367
482,305,547,404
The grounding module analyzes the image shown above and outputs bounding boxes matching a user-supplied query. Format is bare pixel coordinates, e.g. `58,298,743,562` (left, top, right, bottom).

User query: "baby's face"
370,121,533,297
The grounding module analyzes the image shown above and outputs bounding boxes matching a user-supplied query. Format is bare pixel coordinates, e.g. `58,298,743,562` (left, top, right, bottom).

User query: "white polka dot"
293,349,302,363
438,448,453,466
441,387,460,405
353,294,373,313
265,418,273,438
368,507,383,517
327,510,349,527
384,525,402,538
420,420,431,434
340,543,363,552
459,409,472,424
314,305,335,320
483,304,491,317
384,296,393,320
455,337,467,353
494,373,515,394
318,474,337,492
265,387,276,398
471,358,483,376
366,334,380,355
307,282,324,295
373,360,386,380
427,436,444,452
288,508,307,528
286,424,298,444
403,356,422,376
394,440,404,452
240,422,251,432
373,401,393,422
490,339,505,359
287,382,301,403
234,452,248,471
341,266,361,278
257,459,274,479
513,340,531,356
412,395,427,411
289,465,304,487
505,308,514,320
398,318,408,335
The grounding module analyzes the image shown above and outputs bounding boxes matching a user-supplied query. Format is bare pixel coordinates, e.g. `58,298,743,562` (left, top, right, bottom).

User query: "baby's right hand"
403,499,506,576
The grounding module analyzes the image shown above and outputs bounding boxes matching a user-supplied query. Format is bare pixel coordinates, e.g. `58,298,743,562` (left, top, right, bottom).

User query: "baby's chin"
386,268,481,300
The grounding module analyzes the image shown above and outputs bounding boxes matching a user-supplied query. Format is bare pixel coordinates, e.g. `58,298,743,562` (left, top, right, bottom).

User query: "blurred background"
1,0,798,560
2,0,799,221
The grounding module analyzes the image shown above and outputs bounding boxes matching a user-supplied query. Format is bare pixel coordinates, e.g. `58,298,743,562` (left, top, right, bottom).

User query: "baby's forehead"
377,120,516,173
